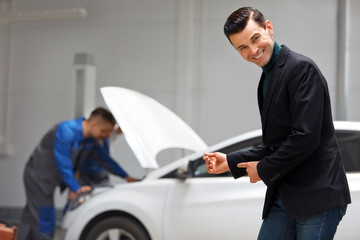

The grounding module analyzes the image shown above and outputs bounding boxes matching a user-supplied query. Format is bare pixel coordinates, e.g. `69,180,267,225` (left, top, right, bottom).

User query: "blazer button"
270,173,281,182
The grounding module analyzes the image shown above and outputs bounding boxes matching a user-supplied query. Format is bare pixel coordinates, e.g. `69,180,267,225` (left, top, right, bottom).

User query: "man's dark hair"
224,7,266,41
89,107,116,125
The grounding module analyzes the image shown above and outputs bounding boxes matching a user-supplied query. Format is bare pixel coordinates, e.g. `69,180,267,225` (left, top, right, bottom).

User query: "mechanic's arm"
54,128,92,195
92,145,140,182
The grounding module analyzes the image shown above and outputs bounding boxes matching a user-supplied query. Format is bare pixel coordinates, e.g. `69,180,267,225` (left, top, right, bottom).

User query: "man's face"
229,19,274,67
90,120,114,140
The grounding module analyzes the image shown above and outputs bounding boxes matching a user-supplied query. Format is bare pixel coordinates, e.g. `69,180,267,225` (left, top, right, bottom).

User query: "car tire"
83,216,150,240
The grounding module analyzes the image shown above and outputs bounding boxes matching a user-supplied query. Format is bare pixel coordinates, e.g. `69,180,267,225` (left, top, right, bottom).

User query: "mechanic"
203,7,351,240
18,107,116,240
76,125,139,188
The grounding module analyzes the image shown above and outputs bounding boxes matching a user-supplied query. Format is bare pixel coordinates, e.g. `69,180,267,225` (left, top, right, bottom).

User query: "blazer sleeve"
227,143,270,179
257,60,326,187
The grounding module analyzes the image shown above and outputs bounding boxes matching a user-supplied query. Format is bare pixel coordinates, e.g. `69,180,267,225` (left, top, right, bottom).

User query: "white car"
61,87,360,240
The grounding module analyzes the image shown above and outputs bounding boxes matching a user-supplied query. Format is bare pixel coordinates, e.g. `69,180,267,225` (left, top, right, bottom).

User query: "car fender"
62,180,172,240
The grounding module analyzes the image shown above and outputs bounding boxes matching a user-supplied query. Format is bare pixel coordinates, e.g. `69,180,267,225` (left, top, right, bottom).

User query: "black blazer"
227,45,351,218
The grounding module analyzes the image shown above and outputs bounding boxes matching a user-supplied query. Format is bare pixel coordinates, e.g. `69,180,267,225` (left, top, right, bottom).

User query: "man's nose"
249,44,258,55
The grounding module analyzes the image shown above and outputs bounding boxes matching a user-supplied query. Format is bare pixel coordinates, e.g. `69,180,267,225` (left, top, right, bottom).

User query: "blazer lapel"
259,45,289,129
257,74,265,116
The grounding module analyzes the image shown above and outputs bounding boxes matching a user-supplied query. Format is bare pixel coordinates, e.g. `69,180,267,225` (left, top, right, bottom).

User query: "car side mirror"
175,165,190,180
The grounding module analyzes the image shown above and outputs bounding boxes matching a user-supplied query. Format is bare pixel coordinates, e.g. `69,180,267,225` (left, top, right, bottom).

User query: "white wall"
0,0,357,208
348,0,360,120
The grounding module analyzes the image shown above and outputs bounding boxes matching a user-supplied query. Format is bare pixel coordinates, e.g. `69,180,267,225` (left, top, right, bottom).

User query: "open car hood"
101,87,208,169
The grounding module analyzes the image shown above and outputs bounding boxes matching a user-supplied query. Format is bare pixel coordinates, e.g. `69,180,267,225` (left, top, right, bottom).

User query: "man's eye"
254,36,259,41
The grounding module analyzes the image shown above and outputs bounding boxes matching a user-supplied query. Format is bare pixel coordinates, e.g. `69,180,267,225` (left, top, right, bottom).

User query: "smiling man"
203,7,351,240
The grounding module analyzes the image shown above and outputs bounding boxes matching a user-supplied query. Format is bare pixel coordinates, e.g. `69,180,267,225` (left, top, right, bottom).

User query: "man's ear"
266,20,274,36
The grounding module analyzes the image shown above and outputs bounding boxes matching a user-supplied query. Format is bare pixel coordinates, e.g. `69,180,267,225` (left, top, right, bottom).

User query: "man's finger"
237,162,249,168
204,152,216,157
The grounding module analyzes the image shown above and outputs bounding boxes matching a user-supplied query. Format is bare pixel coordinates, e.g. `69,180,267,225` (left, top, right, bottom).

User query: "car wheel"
83,216,150,240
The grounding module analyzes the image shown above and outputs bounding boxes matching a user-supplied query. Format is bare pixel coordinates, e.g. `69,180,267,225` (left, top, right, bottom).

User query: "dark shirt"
261,41,282,98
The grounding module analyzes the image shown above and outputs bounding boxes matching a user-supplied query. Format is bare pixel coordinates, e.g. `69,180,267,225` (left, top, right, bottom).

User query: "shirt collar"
261,41,281,75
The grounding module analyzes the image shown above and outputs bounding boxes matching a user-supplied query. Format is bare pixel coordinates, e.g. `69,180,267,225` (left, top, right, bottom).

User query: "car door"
162,137,266,240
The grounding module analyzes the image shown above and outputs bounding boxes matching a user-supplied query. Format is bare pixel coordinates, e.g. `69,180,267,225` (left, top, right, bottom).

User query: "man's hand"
237,161,261,183
68,185,92,200
125,176,140,182
77,185,92,193
203,152,229,174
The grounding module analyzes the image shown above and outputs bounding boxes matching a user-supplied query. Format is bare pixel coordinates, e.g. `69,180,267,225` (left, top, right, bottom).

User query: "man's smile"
254,49,264,60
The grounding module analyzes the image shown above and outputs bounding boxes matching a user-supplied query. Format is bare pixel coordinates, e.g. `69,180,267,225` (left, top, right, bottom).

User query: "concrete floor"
54,228,62,240
0,207,64,240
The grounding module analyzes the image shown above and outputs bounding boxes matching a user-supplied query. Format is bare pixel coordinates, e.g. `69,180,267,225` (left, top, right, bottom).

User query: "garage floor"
0,207,64,239
54,228,62,240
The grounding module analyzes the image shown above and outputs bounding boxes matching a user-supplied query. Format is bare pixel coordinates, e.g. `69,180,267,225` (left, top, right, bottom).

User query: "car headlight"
67,191,92,211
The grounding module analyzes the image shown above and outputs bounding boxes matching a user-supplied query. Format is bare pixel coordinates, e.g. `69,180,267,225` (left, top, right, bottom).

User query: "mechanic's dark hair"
224,7,266,42
89,107,116,125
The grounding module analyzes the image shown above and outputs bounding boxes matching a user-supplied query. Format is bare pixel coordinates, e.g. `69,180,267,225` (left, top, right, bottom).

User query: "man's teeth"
255,50,264,60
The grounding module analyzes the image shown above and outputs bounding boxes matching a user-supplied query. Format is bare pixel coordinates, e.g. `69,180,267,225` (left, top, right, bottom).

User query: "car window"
336,131,360,172
161,129,360,179
189,137,262,178
189,130,360,177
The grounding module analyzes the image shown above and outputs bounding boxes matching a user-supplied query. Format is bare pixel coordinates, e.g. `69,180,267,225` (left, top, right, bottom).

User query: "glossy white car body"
61,88,360,240
61,130,267,240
